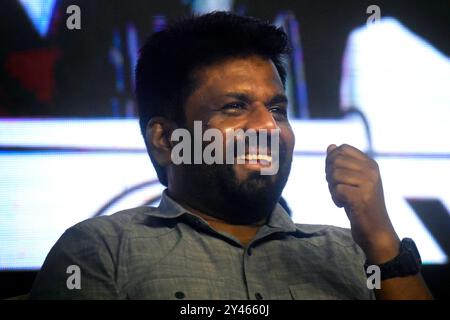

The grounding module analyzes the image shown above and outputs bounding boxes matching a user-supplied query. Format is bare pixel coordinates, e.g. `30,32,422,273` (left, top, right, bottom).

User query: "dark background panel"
1,0,448,118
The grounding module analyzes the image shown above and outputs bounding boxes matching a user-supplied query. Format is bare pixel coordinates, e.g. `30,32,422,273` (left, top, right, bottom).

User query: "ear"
145,117,177,167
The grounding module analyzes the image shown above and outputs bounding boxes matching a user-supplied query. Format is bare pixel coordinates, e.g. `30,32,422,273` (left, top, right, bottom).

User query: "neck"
167,179,275,224
167,188,268,246
167,188,268,225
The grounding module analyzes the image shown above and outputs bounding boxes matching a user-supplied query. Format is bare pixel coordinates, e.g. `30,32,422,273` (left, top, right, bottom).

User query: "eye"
269,105,288,118
221,102,246,114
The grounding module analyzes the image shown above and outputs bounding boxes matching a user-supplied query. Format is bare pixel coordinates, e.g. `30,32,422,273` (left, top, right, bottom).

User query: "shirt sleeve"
29,221,122,299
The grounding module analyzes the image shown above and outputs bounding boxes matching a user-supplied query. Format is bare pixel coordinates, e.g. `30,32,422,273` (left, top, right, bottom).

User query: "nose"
245,104,279,131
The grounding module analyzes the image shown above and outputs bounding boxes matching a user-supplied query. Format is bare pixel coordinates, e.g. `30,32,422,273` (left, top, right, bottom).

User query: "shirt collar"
156,189,190,218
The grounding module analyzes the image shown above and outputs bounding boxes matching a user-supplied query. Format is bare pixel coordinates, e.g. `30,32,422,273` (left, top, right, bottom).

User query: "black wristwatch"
364,238,422,280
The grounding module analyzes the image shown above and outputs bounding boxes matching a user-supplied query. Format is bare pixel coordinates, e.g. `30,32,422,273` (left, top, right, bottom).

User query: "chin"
224,167,287,218
238,172,273,194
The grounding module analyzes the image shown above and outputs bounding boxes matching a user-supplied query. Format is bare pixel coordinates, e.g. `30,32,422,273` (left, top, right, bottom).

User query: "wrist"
364,238,423,281
362,232,401,265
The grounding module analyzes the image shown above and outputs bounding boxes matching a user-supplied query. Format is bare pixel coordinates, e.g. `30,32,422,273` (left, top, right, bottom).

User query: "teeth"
237,154,272,162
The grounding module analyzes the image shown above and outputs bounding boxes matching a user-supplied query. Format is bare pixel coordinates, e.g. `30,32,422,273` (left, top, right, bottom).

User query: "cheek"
206,114,246,131
280,128,295,154
206,119,244,147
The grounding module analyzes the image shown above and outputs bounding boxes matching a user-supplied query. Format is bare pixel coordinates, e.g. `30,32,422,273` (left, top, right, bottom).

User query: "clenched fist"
325,144,400,264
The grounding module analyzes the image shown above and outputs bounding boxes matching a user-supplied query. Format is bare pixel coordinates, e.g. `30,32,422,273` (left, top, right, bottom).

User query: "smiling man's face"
169,55,295,223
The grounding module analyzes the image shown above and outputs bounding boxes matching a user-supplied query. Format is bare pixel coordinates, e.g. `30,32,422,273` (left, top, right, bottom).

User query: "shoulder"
66,206,169,240
292,224,374,299
295,223,355,245
294,223,366,260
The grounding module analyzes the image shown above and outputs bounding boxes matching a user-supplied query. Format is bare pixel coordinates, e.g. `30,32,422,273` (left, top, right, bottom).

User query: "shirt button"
255,292,263,300
175,291,185,299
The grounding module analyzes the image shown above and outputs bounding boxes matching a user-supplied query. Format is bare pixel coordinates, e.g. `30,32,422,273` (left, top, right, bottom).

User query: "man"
30,12,432,299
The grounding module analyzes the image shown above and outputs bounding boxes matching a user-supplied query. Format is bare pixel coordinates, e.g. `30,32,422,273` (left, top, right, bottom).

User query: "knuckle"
334,155,346,167
369,158,379,170
327,152,338,162
368,168,379,181
340,144,351,152
332,170,340,181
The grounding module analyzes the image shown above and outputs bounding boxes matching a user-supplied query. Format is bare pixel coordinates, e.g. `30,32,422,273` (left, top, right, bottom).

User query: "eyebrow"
224,92,288,106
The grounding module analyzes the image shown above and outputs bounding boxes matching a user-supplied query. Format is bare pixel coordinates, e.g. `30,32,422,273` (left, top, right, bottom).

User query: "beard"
175,140,292,225
217,164,289,224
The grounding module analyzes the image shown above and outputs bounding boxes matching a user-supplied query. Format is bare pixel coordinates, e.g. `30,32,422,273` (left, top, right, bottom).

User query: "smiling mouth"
236,154,272,166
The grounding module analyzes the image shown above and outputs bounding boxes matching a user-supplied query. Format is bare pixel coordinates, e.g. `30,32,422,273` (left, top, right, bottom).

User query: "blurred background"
0,0,449,299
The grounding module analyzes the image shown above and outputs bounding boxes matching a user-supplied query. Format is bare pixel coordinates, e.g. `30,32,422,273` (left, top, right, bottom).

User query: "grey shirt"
30,191,375,300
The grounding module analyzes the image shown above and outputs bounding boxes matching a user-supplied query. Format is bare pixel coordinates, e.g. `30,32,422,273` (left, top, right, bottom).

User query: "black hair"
136,11,290,186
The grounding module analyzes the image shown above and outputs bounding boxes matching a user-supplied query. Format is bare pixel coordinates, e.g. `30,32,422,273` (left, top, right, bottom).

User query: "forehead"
192,55,284,97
